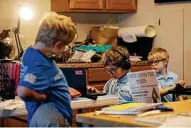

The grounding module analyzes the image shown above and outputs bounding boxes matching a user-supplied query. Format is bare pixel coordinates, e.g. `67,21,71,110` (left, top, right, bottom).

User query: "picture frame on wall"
155,0,191,3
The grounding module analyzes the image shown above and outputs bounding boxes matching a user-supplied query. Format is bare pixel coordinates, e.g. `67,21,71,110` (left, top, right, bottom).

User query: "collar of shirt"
116,73,128,83
156,70,173,80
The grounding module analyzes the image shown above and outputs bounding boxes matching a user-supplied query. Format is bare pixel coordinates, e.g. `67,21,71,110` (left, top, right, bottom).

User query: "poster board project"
128,70,161,103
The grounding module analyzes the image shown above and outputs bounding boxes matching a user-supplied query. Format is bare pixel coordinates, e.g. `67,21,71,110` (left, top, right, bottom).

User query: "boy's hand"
177,80,185,87
69,87,81,99
87,86,99,93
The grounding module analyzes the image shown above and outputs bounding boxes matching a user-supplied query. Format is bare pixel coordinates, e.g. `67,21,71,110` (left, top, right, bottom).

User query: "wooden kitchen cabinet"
106,0,136,11
51,0,137,13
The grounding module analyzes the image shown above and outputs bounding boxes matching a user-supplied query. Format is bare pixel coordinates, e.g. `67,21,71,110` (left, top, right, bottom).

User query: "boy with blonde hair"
17,12,77,126
148,47,185,102
102,46,133,103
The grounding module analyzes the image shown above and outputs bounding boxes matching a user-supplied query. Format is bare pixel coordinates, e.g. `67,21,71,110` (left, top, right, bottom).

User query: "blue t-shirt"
19,47,72,123
156,71,178,102
104,73,133,104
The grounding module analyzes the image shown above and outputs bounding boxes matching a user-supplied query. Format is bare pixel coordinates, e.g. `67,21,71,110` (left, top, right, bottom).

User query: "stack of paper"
101,102,162,115
0,100,25,110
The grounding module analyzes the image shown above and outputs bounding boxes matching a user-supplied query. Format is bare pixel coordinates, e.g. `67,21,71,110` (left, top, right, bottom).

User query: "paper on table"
0,100,25,110
159,116,191,127
0,100,13,110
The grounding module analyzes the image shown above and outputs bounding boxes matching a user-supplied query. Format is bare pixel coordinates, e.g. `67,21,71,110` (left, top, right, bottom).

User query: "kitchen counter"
57,61,150,68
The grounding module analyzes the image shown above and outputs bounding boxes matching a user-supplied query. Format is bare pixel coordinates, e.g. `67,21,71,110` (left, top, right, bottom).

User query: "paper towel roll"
118,25,156,43
120,33,137,43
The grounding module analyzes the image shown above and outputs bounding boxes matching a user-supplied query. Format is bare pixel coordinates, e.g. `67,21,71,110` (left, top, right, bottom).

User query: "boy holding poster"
148,47,185,102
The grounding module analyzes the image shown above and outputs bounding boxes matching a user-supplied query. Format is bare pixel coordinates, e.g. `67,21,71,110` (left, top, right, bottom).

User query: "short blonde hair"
148,47,169,61
102,46,130,68
35,12,77,46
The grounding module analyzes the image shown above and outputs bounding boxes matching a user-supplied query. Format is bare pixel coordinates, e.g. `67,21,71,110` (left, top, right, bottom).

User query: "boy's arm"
17,86,47,101
159,80,185,96
159,84,176,96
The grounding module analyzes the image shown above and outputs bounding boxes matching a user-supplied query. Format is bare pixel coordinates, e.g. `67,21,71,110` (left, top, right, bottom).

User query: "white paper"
159,116,191,127
0,100,25,110
118,25,156,43
120,33,137,43
79,50,96,62
0,100,13,110
128,70,161,103
68,50,96,62
68,50,84,62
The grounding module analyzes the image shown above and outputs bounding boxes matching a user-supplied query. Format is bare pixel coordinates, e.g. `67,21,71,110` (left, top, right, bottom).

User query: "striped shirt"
103,73,133,104
156,71,178,102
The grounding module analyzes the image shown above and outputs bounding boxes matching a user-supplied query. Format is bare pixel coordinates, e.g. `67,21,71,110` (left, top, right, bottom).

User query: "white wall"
0,0,51,49
117,0,191,85
64,13,117,42
183,4,191,86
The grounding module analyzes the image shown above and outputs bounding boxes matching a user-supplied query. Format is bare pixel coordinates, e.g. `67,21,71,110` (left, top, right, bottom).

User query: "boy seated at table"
102,46,133,104
148,47,185,102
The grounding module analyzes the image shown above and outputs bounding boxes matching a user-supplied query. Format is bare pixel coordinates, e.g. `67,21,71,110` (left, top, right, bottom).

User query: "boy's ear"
54,41,62,49
164,59,168,66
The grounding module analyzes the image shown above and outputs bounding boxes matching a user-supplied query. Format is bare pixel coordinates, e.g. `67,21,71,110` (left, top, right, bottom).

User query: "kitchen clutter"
54,25,156,63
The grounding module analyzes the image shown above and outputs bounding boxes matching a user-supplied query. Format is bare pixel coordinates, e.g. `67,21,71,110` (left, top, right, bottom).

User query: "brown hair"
35,12,77,47
102,46,130,68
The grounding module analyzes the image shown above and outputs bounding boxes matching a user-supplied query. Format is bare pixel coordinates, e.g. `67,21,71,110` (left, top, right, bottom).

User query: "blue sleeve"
19,64,50,92
104,79,112,93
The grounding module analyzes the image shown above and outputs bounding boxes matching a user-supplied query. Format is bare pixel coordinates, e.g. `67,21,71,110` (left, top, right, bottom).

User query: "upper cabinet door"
70,0,103,10
106,0,136,11
51,0,137,13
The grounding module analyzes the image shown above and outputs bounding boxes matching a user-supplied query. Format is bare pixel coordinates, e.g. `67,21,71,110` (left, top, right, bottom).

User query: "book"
101,102,163,115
